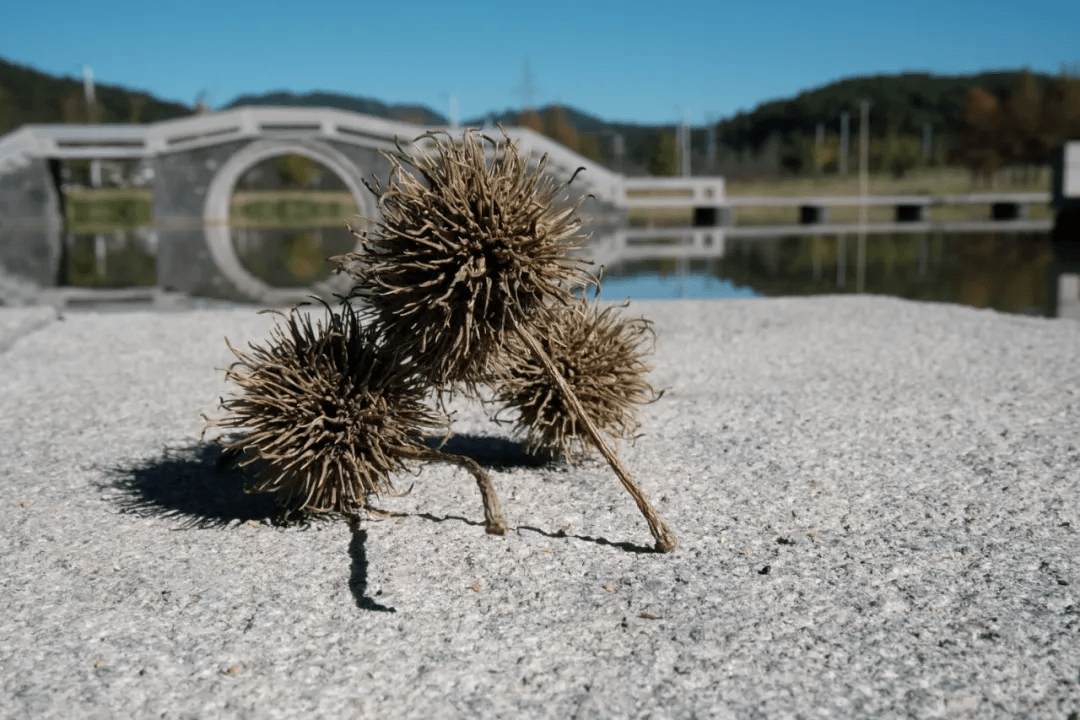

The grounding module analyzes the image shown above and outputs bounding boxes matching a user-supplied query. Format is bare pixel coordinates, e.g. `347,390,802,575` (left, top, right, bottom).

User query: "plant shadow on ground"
102,433,655,610
103,435,549,530
415,513,657,554
420,433,553,468
103,442,280,529
418,436,659,554
347,526,395,612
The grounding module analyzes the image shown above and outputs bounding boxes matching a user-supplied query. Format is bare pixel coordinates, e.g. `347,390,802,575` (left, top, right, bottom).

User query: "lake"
37,224,1064,319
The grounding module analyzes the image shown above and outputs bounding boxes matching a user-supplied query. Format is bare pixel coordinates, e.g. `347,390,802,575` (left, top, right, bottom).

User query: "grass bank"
60,188,361,232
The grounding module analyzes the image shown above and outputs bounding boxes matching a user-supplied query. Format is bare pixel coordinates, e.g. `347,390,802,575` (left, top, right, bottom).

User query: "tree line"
961,69,1080,185
499,70,1080,179
0,57,190,133
3,54,1078,181
708,68,1080,179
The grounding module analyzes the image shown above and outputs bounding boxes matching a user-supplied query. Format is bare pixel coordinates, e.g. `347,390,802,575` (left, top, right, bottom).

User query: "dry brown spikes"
494,296,663,463
510,326,675,551
204,299,507,534
333,129,676,551
332,129,594,396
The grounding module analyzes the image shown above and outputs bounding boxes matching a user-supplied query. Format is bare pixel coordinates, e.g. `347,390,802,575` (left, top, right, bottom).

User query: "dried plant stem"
400,446,509,535
514,326,676,552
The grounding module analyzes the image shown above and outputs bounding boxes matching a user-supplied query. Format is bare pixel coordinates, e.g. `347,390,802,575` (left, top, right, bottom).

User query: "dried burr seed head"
331,129,595,395
494,297,663,463
206,300,447,516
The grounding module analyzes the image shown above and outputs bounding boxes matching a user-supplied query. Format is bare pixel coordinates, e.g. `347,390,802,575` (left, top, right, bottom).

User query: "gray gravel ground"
1,296,1079,719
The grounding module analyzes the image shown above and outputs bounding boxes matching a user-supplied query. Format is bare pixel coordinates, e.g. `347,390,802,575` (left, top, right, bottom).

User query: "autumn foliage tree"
516,108,544,134
1042,71,1080,150
516,104,605,161
1005,71,1043,164
962,70,1080,185
961,86,1003,185
544,105,580,153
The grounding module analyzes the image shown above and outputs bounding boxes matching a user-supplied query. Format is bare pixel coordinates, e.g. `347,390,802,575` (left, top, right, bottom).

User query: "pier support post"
991,202,1025,221
895,204,926,222
799,205,828,224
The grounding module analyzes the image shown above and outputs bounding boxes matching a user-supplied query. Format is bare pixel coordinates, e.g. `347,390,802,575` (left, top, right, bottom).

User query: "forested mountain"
711,70,1080,177
223,90,447,126
717,71,1028,149
3,55,1077,179
450,70,1080,178
0,58,448,134
467,105,609,133
0,57,191,133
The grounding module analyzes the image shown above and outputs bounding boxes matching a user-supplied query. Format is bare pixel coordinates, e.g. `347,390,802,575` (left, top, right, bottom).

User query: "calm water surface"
54,225,1056,317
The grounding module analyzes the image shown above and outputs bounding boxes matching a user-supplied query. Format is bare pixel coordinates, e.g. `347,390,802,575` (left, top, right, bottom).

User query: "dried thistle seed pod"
331,129,595,395
332,129,674,552
206,300,448,517
494,299,663,463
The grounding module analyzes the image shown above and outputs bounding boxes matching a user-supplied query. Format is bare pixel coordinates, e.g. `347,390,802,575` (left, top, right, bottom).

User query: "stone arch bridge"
0,107,644,303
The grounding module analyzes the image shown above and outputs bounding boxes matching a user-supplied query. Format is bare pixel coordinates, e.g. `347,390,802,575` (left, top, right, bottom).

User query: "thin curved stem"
404,445,508,535
514,325,676,552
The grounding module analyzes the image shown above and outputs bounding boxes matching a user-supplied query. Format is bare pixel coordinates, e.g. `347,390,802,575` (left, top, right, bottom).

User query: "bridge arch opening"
202,139,375,303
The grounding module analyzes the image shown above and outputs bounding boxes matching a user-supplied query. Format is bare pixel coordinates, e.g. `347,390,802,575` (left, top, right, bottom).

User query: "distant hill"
3,55,1073,179
464,105,610,133
464,71,1074,176
711,70,1058,165
712,69,1080,177
0,56,191,134
715,70,1039,148
223,90,447,126
463,105,670,175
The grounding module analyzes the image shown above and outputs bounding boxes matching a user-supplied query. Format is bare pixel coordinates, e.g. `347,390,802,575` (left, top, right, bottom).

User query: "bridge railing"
725,192,1051,207
490,132,729,208
0,127,40,176
0,123,150,160
620,177,726,207
139,107,412,155
495,126,623,203
0,108,630,204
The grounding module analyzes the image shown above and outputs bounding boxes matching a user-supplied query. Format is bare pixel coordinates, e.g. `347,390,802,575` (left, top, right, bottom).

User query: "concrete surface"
1,296,1078,719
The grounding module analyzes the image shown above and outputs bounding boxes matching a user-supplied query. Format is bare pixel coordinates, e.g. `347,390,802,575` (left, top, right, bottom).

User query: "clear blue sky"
3,0,1078,126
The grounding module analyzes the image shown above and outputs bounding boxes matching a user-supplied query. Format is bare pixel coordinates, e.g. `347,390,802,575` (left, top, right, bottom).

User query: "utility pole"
839,112,850,176
923,122,932,164
83,66,101,188
612,133,625,173
857,99,870,293
82,66,95,122
706,115,717,174
679,111,692,177
815,122,824,175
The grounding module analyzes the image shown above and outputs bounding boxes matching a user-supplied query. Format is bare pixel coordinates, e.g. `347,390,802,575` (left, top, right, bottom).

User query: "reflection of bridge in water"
590,216,1053,269
0,107,640,304
1,109,1077,309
